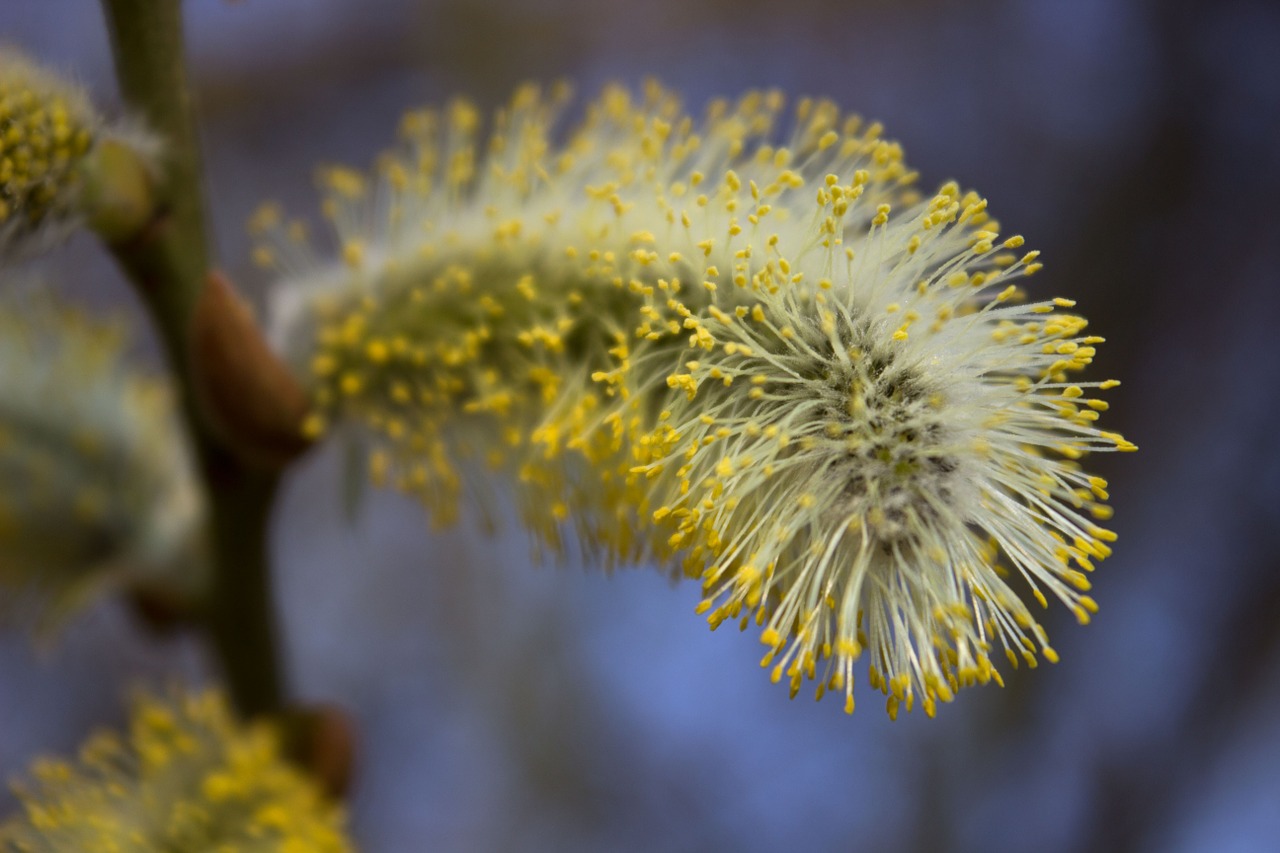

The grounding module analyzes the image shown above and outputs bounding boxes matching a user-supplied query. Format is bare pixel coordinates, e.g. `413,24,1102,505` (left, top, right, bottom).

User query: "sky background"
3,0,1280,851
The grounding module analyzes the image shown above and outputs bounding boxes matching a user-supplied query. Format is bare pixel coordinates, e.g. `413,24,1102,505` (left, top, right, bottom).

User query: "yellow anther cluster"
0,49,97,254
0,690,352,852
261,81,1133,718
0,292,203,635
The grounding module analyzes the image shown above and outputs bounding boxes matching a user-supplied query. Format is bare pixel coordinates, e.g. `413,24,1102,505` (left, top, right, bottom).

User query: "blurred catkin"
0,47,157,260
0,688,353,852
0,291,204,635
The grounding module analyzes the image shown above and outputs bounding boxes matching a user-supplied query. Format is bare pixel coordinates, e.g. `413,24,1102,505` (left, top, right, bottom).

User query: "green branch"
100,0,285,718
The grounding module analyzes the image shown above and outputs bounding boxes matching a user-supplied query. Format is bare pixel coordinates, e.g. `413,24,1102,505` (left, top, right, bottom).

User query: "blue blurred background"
3,0,1280,850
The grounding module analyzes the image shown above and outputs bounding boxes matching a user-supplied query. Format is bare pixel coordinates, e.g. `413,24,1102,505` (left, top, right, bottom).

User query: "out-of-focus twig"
99,0,309,718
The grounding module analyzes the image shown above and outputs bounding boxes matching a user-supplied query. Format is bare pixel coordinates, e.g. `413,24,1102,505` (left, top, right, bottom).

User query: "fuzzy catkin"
0,49,98,259
0,689,352,852
259,82,1134,718
0,292,203,635
0,48,158,260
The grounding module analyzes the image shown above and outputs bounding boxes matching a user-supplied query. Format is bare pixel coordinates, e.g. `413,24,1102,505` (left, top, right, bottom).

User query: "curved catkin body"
0,690,352,852
260,82,1135,718
0,294,204,634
